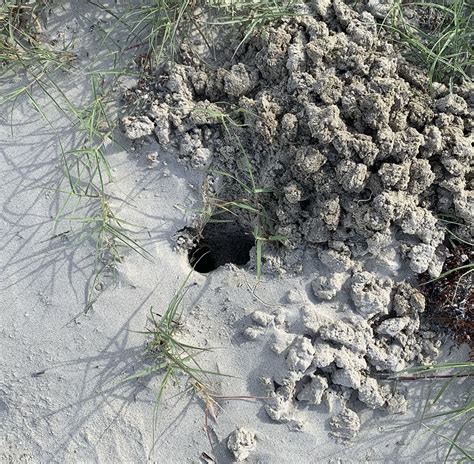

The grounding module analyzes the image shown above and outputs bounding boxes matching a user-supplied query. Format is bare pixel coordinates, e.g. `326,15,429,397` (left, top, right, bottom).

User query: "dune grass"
0,1,75,105
89,0,198,69
125,264,271,455
207,163,286,280
383,0,473,85
91,0,296,70
205,0,297,56
125,266,233,450
392,362,473,461
44,71,153,310
0,2,155,310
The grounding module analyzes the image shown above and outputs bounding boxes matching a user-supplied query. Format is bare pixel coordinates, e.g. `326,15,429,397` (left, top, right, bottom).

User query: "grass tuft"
96,0,296,71
125,266,233,451
54,73,154,311
383,0,473,85
0,0,75,104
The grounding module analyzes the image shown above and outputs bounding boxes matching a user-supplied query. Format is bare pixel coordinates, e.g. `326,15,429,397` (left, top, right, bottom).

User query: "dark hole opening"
299,198,311,211
188,221,254,273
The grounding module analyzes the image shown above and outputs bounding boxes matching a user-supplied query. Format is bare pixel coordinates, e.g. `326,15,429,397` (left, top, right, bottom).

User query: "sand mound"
121,0,473,438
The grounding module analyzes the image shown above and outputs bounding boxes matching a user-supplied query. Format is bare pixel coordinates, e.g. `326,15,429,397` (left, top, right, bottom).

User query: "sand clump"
227,427,257,462
122,0,472,439
252,279,434,436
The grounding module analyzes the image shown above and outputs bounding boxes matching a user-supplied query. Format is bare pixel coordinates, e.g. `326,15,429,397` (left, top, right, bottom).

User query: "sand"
0,1,471,463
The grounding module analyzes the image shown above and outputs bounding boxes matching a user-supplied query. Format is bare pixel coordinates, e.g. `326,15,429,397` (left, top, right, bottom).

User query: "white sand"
0,2,469,463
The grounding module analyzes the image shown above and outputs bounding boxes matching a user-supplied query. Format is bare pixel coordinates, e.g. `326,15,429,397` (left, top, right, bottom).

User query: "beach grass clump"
55,73,154,310
95,0,296,70
383,0,473,85
124,268,229,441
0,0,75,104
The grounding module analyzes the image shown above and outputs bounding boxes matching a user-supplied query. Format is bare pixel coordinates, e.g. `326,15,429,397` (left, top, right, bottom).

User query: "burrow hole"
188,221,254,273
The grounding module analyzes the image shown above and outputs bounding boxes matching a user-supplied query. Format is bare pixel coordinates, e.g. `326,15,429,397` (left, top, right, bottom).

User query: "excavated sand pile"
122,0,473,439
